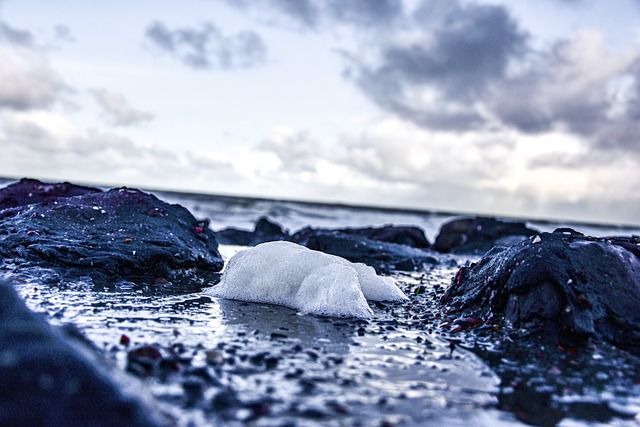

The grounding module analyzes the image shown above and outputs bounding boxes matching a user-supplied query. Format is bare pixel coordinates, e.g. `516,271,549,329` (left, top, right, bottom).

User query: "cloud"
225,0,403,30
489,30,640,151
339,1,640,155
0,21,34,46
0,110,241,190
90,88,154,127
145,21,267,70
325,0,403,27
257,120,514,191
345,1,527,131
54,25,75,43
0,21,68,111
266,0,320,28
259,127,322,172
254,119,640,224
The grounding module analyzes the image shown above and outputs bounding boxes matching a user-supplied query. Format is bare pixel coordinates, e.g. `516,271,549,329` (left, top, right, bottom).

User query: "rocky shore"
2,178,639,426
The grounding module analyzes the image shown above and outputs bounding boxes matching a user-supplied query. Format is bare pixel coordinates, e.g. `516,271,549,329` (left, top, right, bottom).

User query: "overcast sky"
1,0,639,225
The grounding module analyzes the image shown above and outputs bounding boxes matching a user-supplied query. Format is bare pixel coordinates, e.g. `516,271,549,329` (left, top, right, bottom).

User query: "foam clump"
205,241,408,318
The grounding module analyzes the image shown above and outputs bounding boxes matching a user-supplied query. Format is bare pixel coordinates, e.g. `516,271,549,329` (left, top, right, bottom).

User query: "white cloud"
0,110,244,192
258,127,323,172
253,117,640,224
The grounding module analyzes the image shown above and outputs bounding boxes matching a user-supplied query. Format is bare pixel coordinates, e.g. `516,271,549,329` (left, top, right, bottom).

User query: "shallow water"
17,262,518,426
9,187,640,426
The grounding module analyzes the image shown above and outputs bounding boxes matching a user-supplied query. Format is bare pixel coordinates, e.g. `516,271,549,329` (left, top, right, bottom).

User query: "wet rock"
0,278,165,426
216,216,289,245
441,229,640,351
0,180,224,288
216,219,436,272
0,178,101,210
433,216,538,255
293,230,438,273
292,225,431,249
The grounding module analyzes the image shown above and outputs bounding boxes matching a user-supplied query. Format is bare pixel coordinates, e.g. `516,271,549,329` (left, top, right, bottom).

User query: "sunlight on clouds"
315,160,347,186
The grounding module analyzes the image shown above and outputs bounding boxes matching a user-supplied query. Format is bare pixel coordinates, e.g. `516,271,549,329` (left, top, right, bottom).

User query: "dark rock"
0,278,165,426
0,178,101,210
216,219,435,272
0,180,224,289
433,216,538,255
292,225,430,249
216,216,288,246
441,229,640,351
295,230,438,273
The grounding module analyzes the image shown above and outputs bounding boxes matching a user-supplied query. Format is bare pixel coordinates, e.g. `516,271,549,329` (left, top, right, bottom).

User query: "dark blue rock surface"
291,228,437,273
216,216,289,246
441,229,640,351
433,216,538,255
0,180,224,289
0,178,101,210
216,218,437,272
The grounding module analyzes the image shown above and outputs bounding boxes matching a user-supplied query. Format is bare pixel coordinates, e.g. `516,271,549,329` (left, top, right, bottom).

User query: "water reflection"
214,297,355,354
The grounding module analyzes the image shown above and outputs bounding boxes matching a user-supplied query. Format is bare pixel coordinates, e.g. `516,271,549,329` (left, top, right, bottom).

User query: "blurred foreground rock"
0,278,166,426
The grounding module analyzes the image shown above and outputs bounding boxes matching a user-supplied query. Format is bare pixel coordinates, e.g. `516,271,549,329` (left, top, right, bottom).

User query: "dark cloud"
351,65,487,130
410,3,527,99
629,62,640,120
225,0,403,30
269,0,320,27
145,21,267,70
325,0,403,27
0,21,34,46
90,89,154,127
346,1,527,130
54,25,75,43
340,1,640,154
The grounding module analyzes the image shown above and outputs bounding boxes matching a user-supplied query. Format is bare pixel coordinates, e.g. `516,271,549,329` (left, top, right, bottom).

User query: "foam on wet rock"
205,241,408,318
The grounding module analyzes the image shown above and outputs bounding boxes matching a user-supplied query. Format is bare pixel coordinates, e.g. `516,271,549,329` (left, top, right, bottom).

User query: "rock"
441,229,640,351
215,219,435,272
0,180,224,289
433,216,538,255
293,225,430,249
293,230,438,273
216,216,288,246
0,278,166,426
0,178,102,209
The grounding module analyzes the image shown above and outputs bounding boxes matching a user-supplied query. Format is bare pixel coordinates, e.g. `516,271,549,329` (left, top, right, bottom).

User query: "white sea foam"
205,241,408,318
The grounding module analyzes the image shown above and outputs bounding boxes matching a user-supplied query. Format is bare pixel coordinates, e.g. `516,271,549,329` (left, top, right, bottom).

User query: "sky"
1,0,639,225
